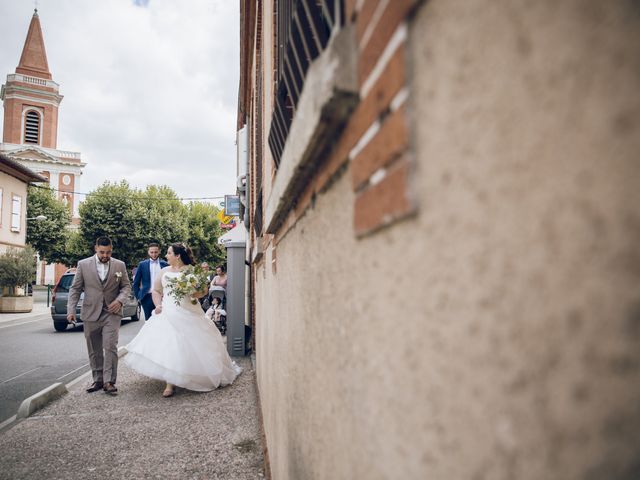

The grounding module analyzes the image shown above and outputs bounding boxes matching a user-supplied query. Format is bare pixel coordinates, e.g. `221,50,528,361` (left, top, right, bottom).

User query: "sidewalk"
0,302,49,323
0,286,51,323
0,355,265,479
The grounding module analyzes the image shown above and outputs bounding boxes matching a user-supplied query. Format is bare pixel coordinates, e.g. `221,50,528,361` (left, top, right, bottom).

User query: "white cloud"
0,0,239,203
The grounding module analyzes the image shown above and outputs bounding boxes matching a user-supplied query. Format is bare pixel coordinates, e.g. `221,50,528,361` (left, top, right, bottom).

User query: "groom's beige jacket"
68,256,132,322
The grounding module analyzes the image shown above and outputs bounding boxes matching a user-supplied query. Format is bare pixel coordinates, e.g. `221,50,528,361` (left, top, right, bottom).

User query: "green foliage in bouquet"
165,264,211,306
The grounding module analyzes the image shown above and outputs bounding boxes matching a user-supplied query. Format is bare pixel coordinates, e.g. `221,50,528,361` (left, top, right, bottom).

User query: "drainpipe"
236,125,252,351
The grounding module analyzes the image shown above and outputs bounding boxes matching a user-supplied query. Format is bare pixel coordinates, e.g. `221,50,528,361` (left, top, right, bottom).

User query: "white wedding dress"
124,270,241,391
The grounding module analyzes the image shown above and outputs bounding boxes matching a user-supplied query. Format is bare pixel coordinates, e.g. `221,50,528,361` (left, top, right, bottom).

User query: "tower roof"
15,10,52,80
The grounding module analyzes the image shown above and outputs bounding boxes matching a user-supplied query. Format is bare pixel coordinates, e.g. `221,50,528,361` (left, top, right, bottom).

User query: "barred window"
24,110,41,144
268,0,344,168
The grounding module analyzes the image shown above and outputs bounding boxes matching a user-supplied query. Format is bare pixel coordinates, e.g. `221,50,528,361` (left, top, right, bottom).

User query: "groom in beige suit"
68,236,131,395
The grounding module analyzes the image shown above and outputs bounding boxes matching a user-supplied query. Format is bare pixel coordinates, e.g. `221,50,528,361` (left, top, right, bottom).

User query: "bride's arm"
151,269,165,313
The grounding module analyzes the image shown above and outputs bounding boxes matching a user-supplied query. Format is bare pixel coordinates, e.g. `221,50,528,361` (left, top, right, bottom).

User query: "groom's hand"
67,313,76,323
107,300,123,314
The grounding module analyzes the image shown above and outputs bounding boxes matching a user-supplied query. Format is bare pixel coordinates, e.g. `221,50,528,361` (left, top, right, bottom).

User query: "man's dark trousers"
140,294,155,320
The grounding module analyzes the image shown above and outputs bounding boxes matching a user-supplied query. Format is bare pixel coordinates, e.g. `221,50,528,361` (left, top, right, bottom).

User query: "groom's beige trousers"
83,309,121,384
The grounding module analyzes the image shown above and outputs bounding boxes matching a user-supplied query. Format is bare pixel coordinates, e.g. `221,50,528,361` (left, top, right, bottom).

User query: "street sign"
217,210,234,224
224,195,241,216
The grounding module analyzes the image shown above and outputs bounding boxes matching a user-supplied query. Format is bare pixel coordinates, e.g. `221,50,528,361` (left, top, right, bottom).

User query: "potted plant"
0,246,36,313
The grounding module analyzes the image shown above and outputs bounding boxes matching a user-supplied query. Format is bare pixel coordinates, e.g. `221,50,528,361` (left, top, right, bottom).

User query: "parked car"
51,269,140,332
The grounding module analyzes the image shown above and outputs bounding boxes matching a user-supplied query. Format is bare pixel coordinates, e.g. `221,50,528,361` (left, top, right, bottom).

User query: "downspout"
236,126,252,350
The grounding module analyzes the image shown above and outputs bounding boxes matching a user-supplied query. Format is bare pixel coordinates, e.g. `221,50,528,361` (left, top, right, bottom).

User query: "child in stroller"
205,296,226,335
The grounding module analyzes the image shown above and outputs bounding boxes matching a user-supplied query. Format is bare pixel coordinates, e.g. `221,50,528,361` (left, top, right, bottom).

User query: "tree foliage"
26,186,71,263
186,201,225,266
0,246,36,295
78,181,223,268
127,185,188,261
57,229,91,267
79,181,139,265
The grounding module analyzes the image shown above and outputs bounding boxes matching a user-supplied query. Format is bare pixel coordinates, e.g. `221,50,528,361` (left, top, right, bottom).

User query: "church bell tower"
0,9,85,217
2,9,62,149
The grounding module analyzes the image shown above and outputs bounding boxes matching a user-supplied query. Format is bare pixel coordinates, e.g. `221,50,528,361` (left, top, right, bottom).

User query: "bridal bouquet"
165,264,210,306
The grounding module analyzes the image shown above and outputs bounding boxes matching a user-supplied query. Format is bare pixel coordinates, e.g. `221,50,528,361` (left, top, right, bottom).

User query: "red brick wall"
1,83,59,148
350,0,421,236
272,0,422,241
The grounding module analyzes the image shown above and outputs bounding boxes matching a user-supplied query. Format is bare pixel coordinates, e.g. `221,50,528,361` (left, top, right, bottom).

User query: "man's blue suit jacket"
133,258,168,301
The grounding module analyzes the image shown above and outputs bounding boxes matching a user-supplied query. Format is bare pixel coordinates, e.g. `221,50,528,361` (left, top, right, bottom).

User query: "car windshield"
56,275,75,293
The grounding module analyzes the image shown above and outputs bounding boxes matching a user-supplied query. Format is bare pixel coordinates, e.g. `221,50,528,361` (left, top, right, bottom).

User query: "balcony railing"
6,73,59,90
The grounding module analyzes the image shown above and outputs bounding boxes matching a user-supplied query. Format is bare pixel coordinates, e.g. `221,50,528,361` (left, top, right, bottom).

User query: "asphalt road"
0,310,144,425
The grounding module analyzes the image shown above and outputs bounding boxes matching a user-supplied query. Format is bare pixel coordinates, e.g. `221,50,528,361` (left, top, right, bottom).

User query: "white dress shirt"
94,254,110,281
149,259,161,293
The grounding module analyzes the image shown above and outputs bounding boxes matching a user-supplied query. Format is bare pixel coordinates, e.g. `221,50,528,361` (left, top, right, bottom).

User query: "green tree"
57,229,91,267
79,181,189,267
186,201,226,266
26,185,71,263
127,185,188,262
79,181,139,265
0,246,36,295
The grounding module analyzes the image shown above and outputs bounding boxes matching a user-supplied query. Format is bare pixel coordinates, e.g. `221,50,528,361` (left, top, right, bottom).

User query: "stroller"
204,287,227,335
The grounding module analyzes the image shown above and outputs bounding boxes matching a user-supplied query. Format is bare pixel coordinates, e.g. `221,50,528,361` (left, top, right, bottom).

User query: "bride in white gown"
124,243,241,397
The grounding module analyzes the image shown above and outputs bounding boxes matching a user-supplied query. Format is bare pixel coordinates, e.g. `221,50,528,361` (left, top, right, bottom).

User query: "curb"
16,383,67,419
5,345,130,430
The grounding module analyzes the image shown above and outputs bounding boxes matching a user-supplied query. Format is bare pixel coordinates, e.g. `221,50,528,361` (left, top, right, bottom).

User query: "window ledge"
251,236,265,264
265,24,359,235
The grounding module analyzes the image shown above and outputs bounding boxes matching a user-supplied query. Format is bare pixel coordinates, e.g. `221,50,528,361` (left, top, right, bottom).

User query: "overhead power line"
31,184,225,202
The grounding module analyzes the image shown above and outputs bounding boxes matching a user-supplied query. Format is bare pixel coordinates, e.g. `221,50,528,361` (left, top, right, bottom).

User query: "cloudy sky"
0,0,239,205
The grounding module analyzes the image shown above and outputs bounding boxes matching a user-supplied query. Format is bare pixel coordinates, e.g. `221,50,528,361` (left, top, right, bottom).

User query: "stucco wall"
0,172,28,251
255,1,640,478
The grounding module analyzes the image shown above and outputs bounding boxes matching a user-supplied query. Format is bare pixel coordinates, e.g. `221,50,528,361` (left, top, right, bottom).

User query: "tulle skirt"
124,301,241,391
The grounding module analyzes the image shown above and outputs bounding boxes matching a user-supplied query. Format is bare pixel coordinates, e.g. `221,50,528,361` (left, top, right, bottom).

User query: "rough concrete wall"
255,1,640,478
404,0,640,478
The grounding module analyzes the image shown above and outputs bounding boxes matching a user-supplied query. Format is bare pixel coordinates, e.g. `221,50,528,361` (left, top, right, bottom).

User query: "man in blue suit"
132,243,168,320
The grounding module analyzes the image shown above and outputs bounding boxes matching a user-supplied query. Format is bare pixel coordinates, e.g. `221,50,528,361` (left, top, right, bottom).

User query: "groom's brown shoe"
86,382,104,393
103,383,118,395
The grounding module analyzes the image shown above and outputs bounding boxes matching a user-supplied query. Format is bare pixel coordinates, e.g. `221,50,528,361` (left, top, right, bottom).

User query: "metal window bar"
289,19,310,96
295,5,319,60
256,22,264,217
268,0,344,168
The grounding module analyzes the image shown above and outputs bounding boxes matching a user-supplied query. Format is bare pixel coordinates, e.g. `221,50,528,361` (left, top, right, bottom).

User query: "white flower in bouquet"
165,265,210,306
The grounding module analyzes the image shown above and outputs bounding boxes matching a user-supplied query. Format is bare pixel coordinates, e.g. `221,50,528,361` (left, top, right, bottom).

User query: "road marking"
0,414,17,432
0,317,49,329
0,366,44,385
56,363,89,380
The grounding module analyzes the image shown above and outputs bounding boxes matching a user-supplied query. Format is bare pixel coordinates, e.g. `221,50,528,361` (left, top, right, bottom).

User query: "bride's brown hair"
171,243,196,266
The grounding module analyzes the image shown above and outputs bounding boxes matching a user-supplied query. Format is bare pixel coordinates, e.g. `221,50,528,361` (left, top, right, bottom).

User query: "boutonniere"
115,272,123,279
